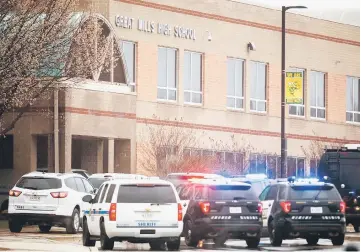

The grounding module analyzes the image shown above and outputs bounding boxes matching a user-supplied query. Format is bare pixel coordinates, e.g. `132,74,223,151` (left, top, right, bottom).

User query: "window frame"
227,57,245,110
288,67,306,117
250,61,267,113
310,71,326,120
122,40,136,92
184,51,203,105
346,76,360,124
157,46,178,102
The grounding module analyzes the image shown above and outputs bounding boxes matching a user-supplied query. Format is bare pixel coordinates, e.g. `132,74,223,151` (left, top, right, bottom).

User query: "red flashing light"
280,201,291,213
258,203,263,214
178,203,183,221
340,202,346,214
109,203,117,221
199,202,210,214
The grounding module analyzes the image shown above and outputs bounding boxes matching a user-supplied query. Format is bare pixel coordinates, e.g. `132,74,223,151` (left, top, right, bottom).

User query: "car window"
65,177,78,191
99,184,109,203
93,184,104,203
288,185,341,201
16,177,62,190
199,184,258,201
105,184,116,203
179,185,193,200
265,186,278,200
88,178,107,189
251,181,266,197
278,185,287,200
74,178,86,192
117,184,177,203
259,186,270,201
194,186,205,200
81,179,94,194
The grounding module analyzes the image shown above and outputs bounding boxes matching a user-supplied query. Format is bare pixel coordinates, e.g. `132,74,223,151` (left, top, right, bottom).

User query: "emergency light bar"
245,174,267,180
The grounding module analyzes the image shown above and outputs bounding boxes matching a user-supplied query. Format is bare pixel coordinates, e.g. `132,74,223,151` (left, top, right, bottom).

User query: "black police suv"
177,179,263,248
259,177,346,246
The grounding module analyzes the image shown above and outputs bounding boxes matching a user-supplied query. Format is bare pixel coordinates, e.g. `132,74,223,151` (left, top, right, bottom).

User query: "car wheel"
184,219,199,247
306,236,319,245
353,224,360,233
213,234,228,247
149,241,166,250
8,219,22,233
38,225,51,233
100,222,114,250
331,233,345,246
246,237,260,248
269,220,282,247
167,238,181,251
82,219,96,247
66,208,80,234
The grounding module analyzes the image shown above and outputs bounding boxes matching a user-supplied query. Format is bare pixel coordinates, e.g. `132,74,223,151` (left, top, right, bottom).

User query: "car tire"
246,237,260,248
66,208,80,234
100,222,114,250
149,241,166,250
167,238,181,251
269,220,282,247
353,225,360,233
184,219,199,247
82,219,96,247
8,219,22,233
213,235,228,247
38,225,51,233
331,233,345,246
306,236,319,246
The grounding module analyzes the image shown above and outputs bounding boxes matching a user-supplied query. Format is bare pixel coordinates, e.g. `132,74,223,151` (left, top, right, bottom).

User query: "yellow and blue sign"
285,72,304,104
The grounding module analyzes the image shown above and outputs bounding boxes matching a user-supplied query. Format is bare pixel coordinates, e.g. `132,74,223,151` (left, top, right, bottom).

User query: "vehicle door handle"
98,208,102,210
183,203,187,207
268,204,271,207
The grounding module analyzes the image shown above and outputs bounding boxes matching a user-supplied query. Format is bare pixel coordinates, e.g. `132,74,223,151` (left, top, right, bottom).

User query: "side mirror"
82,195,93,203
341,184,345,189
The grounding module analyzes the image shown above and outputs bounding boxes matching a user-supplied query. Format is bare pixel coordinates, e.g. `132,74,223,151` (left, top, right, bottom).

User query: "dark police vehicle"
259,177,346,246
177,178,262,248
318,144,360,232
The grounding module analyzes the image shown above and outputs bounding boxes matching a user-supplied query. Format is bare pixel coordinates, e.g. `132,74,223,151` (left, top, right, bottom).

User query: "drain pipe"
54,84,59,173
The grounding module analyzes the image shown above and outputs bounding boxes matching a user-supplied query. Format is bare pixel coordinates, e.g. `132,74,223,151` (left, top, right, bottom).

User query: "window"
201,185,258,201
259,186,270,201
310,71,326,119
117,185,177,203
74,178,86,193
122,41,136,92
81,179,94,194
0,135,13,169
310,158,319,177
88,178,107,189
65,177,78,191
250,61,267,112
288,185,341,200
184,51,202,104
288,68,305,117
249,154,266,174
157,47,177,101
16,177,62,190
266,155,277,179
105,184,116,203
287,157,305,177
265,186,278,200
93,184,104,203
99,184,109,203
346,76,360,123
227,58,244,109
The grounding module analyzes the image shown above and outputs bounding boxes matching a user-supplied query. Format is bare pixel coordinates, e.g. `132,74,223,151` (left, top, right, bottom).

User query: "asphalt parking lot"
0,224,359,252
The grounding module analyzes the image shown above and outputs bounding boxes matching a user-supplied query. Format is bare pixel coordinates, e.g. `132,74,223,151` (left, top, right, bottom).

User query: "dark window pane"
297,158,305,177
105,184,116,203
117,185,176,203
0,135,13,169
203,185,257,200
75,178,86,192
288,185,341,200
36,136,48,170
287,157,297,177
82,179,94,194
99,184,109,203
93,185,104,203
88,178,108,189
266,156,277,179
17,177,62,190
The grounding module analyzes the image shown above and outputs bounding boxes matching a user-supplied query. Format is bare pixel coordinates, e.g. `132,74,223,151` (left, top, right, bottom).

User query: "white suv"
8,172,95,234
88,173,147,189
82,178,183,251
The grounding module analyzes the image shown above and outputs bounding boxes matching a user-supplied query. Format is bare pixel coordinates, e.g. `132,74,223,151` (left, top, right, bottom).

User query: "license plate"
229,207,242,213
310,207,323,214
137,222,156,227
30,196,40,201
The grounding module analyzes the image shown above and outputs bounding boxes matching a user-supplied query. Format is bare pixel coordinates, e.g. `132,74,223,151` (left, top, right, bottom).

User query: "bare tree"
0,0,117,135
137,116,214,177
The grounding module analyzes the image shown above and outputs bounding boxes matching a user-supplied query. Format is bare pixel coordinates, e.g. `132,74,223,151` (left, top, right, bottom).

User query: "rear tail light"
109,203,117,221
257,203,263,214
9,190,22,197
199,202,210,214
340,202,346,214
280,201,291,213
178,203,182,221
50,192,68,198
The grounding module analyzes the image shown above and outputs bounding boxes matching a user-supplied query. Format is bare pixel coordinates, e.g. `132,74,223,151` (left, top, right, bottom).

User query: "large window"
288,68,305,117
122,41,136,92
346,76,360,123
227,58,244,109
184,51,202,104
310,71,326,119
287,157,305,177
0,135,13,169
250,61,267,112
157,47,177,101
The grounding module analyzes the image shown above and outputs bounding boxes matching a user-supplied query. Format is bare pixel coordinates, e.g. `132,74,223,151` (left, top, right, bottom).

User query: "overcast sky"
230,0,360,26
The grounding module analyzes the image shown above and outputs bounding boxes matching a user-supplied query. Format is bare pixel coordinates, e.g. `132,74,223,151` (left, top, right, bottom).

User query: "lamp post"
281,6,307,178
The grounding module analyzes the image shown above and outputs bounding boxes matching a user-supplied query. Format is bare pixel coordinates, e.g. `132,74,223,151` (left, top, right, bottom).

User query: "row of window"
121,41,360,123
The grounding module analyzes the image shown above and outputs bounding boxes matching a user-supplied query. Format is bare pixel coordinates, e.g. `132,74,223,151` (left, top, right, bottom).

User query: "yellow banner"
285,72,303,104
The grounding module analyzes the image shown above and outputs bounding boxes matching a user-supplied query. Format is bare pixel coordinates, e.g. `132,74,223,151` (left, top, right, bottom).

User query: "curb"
345,236,360,242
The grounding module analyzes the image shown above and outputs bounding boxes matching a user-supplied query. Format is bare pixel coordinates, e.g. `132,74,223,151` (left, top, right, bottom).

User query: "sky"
230,0,360,26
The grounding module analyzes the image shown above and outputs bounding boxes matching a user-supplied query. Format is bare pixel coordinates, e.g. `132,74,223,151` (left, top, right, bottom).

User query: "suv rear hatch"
116,183,180,229
13,176,62,212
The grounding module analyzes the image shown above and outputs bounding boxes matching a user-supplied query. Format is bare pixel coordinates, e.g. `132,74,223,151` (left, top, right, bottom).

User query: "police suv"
177,178,263,248
81,177,183,251
259,177,346,246
8,172,95,234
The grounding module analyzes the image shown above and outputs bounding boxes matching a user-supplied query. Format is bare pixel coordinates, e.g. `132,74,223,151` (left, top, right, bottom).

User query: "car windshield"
289,185,341,200
250,181,266,197
117,184,177,203
201,185,258,201
88,178,107,189
16,177,62,190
